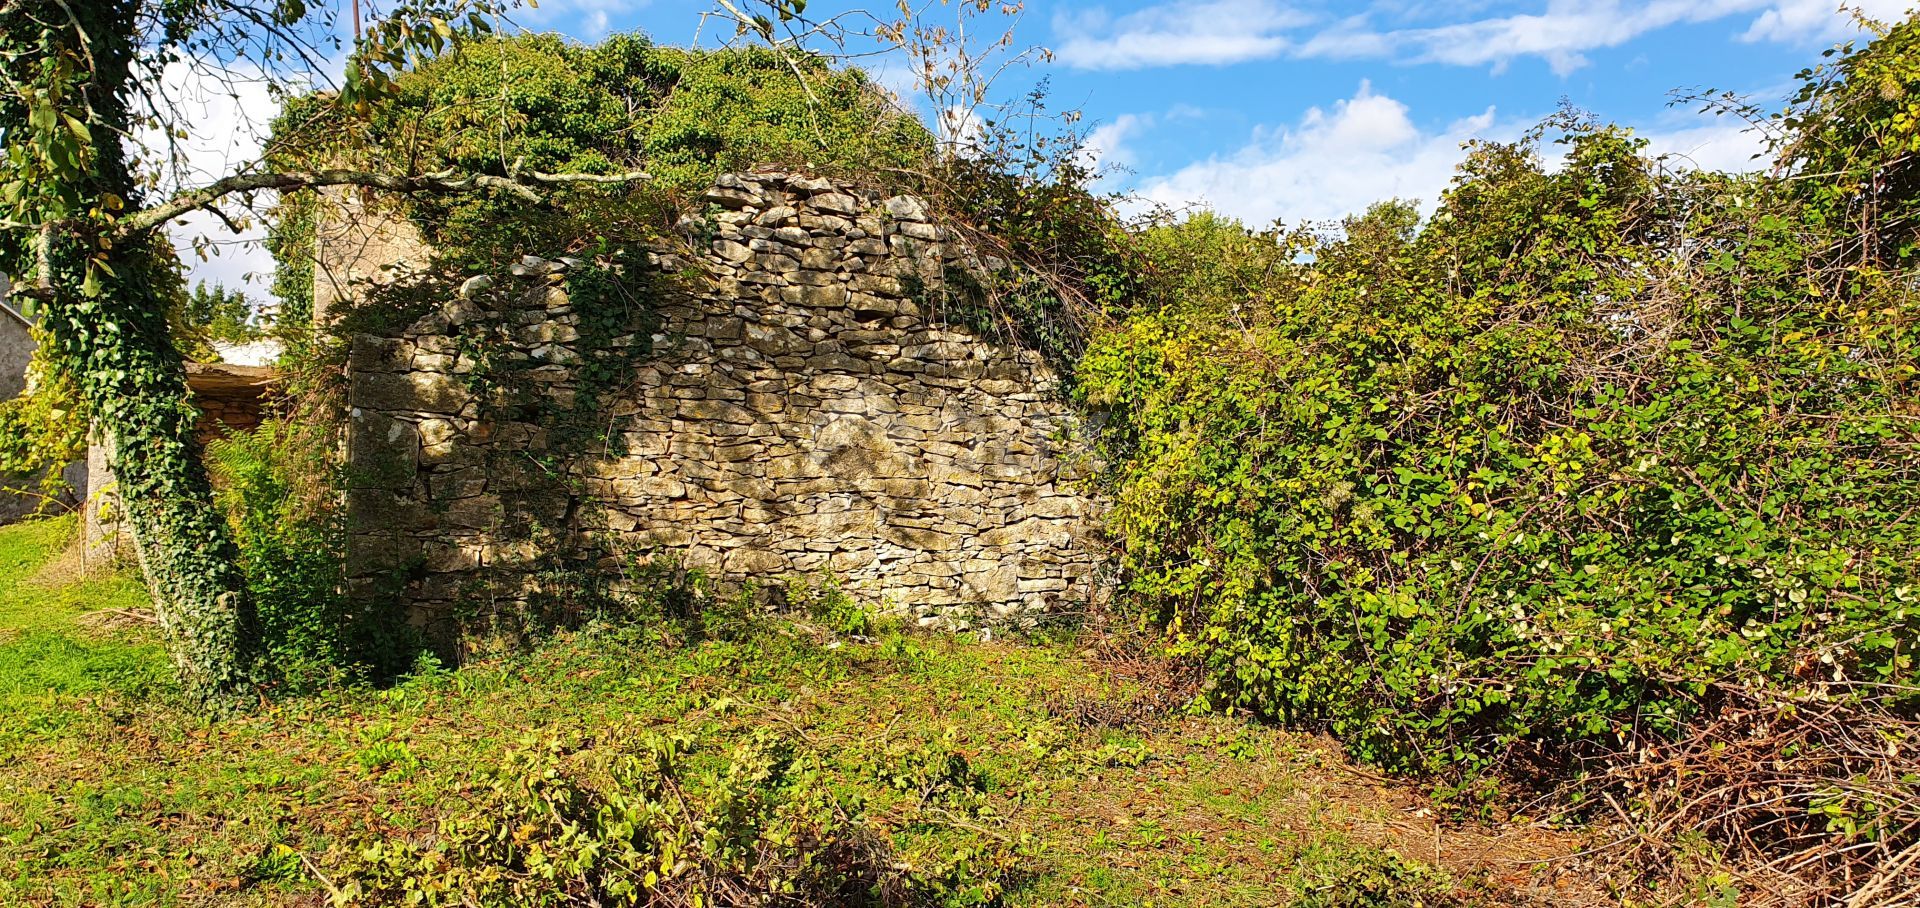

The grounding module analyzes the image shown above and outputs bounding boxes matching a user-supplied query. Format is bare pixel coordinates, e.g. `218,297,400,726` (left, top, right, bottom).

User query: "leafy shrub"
0,347,86,512
617,553,721,625
1083,121,1919,787
336,730,1024,907
783,573,879,637
207,420,418,686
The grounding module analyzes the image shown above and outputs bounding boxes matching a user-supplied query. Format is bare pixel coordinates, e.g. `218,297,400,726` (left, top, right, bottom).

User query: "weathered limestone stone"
352,371,467,412
341,170,1107,633
345,410,418,490
884,196,929,221
810,192,861,215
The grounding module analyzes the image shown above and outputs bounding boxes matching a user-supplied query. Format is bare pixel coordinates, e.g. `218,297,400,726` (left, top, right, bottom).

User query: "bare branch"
118,167,651,236
9,222,61,303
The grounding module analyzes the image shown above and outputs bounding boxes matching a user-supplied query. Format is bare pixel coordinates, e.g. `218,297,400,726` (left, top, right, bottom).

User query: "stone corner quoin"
336,167,1108,635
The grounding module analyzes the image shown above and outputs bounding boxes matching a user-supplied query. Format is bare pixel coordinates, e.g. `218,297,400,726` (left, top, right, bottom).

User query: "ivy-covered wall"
338,170,1105,643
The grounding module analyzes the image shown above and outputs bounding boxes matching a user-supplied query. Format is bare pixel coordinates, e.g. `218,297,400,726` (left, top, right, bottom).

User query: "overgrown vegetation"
12,0,1917,900
339,728,1024,907
0,351,87,514
268,31,929,333
0,517,1537,907
249,31,940,653
175,282,262,359
1073,32,1920,906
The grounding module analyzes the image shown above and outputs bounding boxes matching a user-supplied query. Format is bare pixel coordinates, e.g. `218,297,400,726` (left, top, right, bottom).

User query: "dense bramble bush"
1083,115,1919,786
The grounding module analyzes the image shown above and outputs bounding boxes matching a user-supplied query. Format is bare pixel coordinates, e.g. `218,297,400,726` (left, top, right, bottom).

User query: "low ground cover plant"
0,516,1539,907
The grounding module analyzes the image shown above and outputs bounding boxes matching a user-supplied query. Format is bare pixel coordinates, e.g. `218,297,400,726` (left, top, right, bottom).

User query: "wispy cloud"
1302,0,1762,76
1640,119,1771,171
1120,82,1769,226
1081,113,1153,172
1742,0,1913,42
522,0,650,40
1054,0,1909,74
1053,0,1313,70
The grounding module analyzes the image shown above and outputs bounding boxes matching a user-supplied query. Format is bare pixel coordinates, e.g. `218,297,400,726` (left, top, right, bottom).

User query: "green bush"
208,421,419,687
337,730,1023,907
1082,121,1919,784
1291,842,1485,908
0,351,85,513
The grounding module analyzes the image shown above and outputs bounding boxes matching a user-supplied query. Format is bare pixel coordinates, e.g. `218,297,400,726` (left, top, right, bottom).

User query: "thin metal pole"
351,0,361,40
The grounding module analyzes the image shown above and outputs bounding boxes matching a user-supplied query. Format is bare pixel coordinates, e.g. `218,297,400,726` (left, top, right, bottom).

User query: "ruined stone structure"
341,170,1105,634
81,362,283,555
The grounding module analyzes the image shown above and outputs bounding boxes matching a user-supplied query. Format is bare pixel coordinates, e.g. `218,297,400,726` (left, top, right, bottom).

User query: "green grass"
0,518,168,716
0,516,1586,907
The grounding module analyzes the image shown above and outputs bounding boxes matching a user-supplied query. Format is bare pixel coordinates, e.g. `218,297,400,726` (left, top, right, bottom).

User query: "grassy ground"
0,516,1600,907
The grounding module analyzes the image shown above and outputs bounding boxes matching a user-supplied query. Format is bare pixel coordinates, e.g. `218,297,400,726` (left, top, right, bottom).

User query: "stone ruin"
338,169,1107,637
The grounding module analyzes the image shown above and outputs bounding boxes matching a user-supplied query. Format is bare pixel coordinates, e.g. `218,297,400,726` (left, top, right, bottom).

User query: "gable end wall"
340,170,1106,637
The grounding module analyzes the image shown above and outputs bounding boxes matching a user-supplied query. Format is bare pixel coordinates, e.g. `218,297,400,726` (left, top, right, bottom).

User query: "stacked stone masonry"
343,169,1105,632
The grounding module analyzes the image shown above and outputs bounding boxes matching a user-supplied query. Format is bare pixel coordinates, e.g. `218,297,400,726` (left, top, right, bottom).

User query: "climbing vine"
0,346,88,511
0,0,556,706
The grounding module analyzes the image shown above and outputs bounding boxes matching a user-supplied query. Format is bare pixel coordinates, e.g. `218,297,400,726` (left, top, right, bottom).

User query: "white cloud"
1742,0,1913,42
1053,0,1312,70
523,0,648,39
136,60,275,191
1124,84,1775,227
135,60,283,305
1303,0,1764,76
862,58,926,108
1082,113,1152,172
1641,120,1771,172
938,104,989,152
1129,82,1503,226
169,210,280,301
1058,0,1912,74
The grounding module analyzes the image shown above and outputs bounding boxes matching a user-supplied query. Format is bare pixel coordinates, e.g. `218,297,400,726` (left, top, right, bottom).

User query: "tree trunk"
4,0,261,707
58,241,265,707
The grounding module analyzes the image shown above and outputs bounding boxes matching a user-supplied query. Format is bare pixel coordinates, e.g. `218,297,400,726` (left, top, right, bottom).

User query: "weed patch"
0,516,1592,907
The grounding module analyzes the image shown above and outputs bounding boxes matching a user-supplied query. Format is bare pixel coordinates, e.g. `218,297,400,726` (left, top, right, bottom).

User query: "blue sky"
172,0,1911,302
557,0,1905,224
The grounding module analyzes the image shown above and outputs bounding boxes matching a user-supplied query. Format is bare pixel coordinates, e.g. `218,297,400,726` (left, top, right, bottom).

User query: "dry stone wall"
343,169,1105,637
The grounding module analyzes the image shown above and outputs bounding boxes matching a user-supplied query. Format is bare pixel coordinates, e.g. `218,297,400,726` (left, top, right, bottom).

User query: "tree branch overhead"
120,167,652,236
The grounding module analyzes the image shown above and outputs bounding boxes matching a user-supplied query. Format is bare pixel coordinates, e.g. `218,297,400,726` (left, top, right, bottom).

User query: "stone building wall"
1,275,31,400
313,189,432,325
342,170,1104,636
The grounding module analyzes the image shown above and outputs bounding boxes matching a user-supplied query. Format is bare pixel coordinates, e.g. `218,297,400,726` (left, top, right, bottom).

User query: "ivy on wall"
257,32,938,651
